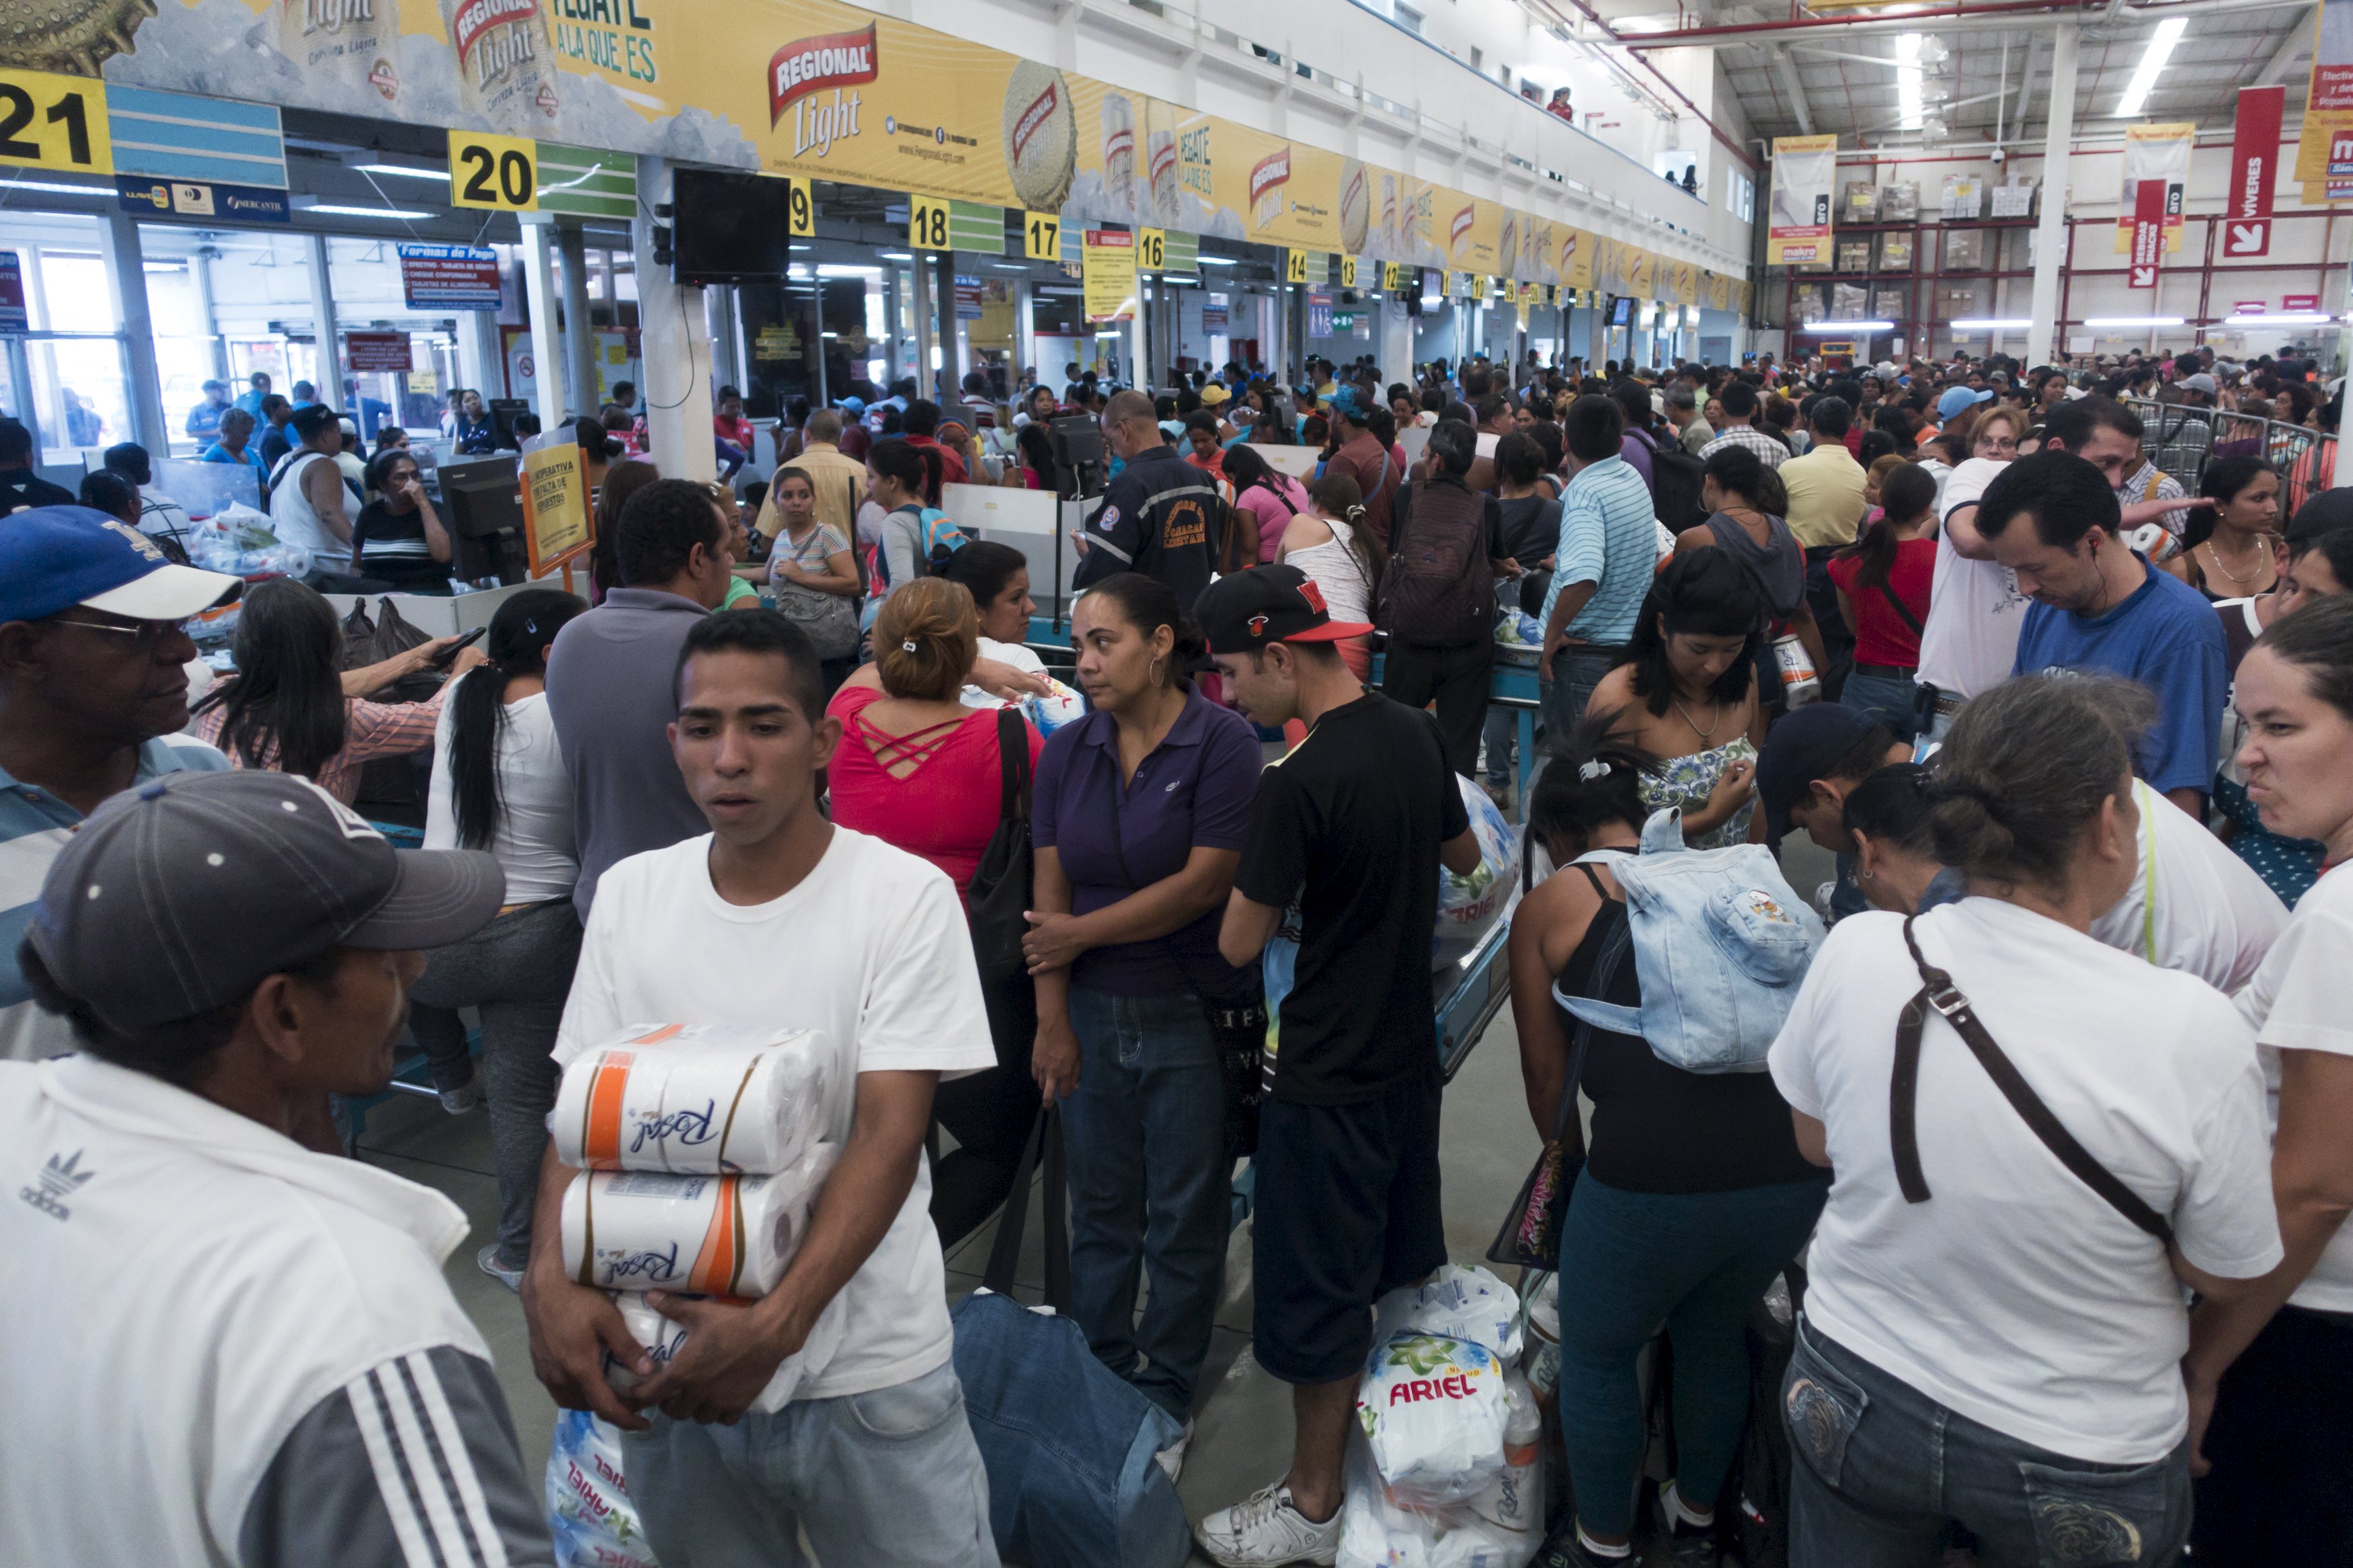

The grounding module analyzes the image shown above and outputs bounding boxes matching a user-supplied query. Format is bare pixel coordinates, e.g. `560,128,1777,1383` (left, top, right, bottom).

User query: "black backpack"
1378,478,1495,646
1640,429,1708,533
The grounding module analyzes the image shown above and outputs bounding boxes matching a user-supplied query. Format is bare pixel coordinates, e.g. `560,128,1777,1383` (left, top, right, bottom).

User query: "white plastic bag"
552,1024,848,1174
1435,776,1517,969
1370,1265,1522,1365
547,1407,662,1568
559,1143,838,1296
1356,1333,1512,1508
1336,1374,1542,1568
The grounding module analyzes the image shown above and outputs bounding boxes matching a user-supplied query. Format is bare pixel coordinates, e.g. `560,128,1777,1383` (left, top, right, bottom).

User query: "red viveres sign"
2225,86,2284,259
768,24,879,126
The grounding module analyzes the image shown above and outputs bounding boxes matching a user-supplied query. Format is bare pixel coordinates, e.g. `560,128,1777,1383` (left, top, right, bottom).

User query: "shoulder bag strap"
1874,578,1925,638
1551,900,1630,1151
993,706,1030,824
981,1106,1071,1309
1890,917,2174,1244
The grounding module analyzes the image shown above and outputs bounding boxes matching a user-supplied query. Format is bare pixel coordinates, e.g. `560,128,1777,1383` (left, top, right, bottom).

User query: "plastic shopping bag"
1357,1333,1513,1509
1336,1372,1543,1568
1369,1264,1523,1364
1435,776,1517,968
547,1408,662,1568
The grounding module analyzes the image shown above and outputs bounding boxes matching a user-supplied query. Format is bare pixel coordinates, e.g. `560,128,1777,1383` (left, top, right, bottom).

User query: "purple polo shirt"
1032,682,1263,998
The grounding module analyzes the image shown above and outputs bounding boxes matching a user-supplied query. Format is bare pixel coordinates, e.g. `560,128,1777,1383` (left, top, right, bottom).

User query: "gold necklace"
2204,536,2268,586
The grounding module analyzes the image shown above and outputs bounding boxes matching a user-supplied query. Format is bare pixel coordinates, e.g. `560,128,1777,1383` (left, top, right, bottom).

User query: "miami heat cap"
1195,563,1374,654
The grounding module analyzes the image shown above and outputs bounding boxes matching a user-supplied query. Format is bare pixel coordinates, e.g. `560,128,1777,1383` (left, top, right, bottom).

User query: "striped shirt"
194,690,448,805
1699,423,1790,472
1,735,228,1062
1546,454,1658,647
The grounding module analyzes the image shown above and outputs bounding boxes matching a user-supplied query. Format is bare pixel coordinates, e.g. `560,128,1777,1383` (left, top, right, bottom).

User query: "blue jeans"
1784,1321,2192,1568
1539,645,1624,767
1841,669,1919,741
1060,986,1228,1419
621,1360,997,1567
1554,1171,1828,1536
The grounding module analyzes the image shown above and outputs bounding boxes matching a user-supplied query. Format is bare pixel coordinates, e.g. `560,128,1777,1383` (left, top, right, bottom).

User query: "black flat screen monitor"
438,456,528,583
672,169,795,286
1610,295,1634,327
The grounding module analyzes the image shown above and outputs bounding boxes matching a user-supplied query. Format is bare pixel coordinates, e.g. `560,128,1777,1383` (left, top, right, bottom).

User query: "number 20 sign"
0,69,112,175
448,130,538,212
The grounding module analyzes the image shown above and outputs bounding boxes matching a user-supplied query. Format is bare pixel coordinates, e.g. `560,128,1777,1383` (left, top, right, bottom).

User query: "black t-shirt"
350,501,450,591
1495,494,1562,565
1558,889,1820,1194
1236,692,1468,1104
0,469,75,514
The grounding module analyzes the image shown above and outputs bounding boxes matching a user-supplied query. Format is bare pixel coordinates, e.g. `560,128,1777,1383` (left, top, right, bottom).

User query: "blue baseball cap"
1936,386,1993,423
0,506,241,626
1326,384,1374,424
833,396,867,415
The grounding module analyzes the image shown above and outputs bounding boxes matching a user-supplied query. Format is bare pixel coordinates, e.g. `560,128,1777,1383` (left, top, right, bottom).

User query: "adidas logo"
19,1149,95,1221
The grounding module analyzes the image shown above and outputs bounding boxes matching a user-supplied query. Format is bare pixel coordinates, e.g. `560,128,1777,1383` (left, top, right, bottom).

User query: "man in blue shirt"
0,508,240,1062
1540,393,1657,742
184,379,229,440
231,370,271,420
1979,450,2226,815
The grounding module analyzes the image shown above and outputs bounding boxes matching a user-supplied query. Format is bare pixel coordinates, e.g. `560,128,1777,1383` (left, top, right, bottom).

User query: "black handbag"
1486,869,1629,1270
965,708,1034,982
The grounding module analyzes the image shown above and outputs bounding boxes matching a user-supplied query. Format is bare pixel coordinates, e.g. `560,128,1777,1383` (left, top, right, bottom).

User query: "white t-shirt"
2091,781,2286,994
1915,458,2030,700
552,827,996,1403
961,635,1045,711
1769,900,2282,1462
268,450,349,567
2234,861,2353,1312
424,677,578,906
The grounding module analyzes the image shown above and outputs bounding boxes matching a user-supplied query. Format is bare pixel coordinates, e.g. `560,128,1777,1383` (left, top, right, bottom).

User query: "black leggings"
930,968,1041,1247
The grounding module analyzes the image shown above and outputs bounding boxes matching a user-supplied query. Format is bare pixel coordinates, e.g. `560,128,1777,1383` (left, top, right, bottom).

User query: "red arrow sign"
2128,178,2165,293
2225,220,2270,256
2129,263,2160,289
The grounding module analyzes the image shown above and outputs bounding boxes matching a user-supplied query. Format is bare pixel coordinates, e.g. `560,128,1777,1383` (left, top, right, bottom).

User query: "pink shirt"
194,690,447,804
1233,473,1312,564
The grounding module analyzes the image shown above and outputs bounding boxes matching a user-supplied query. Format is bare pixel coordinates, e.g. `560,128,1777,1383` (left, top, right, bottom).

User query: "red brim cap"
1279,619,1376,643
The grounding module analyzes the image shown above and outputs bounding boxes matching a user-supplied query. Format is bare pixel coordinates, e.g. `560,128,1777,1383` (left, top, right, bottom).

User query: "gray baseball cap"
28,770,505,1032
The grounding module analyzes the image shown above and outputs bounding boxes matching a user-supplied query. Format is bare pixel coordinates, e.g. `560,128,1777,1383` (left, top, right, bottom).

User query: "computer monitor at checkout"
436,456,529,584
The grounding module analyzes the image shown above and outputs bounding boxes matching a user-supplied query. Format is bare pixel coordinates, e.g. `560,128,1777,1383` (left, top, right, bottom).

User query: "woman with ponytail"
867,435,946,599
1828,460,1938,736
412,586,590,1289
1764,671,2282,1568
1275,472,1378,681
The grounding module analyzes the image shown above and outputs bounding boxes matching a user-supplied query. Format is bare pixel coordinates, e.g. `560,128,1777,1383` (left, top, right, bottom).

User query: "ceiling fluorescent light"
1197,255,1238,266
1896,35,1924,132
354,163,448,181
1949,318,2032,331
2114,17,2188,120
1,178,110,198
2225,312,2334,326
1800,320,1894,333
2085,315,2186,327
304,204,434,219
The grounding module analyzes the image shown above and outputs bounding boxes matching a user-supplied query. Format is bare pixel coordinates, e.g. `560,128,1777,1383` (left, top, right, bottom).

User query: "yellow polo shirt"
1780,441,1868,551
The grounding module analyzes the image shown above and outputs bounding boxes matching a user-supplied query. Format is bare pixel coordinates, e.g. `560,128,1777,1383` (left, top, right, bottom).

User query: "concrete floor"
356,833,1838,1565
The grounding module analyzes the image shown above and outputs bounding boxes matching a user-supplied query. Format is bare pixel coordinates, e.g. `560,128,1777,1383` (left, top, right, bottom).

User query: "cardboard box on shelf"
1879,183,1919,221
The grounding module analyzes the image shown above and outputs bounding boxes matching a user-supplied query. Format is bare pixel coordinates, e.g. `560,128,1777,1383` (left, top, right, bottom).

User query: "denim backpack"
1556,807,1823,1073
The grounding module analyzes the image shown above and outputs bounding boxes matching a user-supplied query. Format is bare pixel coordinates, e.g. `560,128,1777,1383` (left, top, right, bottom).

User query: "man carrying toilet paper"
522,608,1000,1567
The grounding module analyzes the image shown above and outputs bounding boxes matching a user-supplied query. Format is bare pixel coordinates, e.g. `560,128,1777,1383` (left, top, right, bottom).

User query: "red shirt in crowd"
823,686,1043,901
1827,536,1937,668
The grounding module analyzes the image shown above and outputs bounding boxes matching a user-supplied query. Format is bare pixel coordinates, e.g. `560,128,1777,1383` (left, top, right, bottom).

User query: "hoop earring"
1148,655,1165,687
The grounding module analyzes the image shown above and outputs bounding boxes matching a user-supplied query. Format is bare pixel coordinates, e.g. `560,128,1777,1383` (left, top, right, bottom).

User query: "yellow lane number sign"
0,69,111,175
910,193,949,252
1025,211,1062,261
448,130,538,212
783,176,813,237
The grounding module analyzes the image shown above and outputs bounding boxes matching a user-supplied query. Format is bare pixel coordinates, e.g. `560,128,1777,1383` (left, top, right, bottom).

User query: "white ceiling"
1579,1,2317,151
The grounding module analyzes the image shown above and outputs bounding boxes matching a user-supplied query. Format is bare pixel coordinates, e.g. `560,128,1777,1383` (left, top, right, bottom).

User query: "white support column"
2027,20,2078,367
458,311,503,408
101,212,169,454
633,155,716,481
557,222,599,411
910,259,937,397
304,233,346,418
520,216,566,430
1016,278,1037,386
192,245,228,382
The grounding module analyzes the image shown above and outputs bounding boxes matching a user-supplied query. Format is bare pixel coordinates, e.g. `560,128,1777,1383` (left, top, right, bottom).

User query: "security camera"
1991,146,2007,166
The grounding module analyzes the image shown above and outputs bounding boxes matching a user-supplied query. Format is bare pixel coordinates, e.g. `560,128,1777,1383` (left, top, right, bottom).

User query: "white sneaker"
1193,1483,1342,1567
1154,1417,1195,1483
438,1079,482,1114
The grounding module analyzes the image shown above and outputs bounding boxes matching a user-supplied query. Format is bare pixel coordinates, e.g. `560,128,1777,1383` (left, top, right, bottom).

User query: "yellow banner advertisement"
2295,0,2353,203
1767,133,1838,265
23,0,1728,285
1671,259,1698,306
1623,247,1654,300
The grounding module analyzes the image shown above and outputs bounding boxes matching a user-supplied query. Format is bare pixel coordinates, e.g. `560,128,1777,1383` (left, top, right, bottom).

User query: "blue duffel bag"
950,1107,1191,1568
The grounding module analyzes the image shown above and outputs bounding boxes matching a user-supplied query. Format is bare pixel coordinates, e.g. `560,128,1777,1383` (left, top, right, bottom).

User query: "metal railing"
2122,399,2337,518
